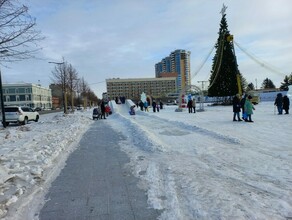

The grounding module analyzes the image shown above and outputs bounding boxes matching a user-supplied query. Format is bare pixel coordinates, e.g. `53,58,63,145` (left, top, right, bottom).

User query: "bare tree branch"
0,0,44,62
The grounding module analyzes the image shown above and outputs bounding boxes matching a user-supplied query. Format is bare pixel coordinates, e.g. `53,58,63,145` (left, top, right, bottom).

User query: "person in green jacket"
244,95,255,122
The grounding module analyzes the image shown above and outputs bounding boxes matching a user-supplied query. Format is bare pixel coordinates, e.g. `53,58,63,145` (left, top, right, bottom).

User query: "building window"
9,95,16,102
19,95,26,101
18,88,25,93
9,88,15,93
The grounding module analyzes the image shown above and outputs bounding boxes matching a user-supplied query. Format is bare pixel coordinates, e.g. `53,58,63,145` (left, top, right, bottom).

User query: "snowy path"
109,102,292,220
1,101,291,220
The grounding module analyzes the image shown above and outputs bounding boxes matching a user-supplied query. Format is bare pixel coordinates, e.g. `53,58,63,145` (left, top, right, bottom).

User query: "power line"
191,44,215,80
234,41,286,77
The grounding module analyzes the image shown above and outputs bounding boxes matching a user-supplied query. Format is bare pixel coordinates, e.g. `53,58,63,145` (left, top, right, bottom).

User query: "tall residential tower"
155,49,191,93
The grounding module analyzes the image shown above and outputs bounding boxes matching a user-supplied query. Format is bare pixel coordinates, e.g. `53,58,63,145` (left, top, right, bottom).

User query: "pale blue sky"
2,0,292,97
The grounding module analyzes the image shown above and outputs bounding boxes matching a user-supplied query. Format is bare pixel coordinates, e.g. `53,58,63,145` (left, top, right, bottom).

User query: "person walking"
187,99,193,113
159,100,163,110
274,93,283,114
240,94,247,120
232,94,242,121
283,95,290,114
139,101,144,111
100,99,106,119
244,95,255,122
152,100,157,113
192,98,196,113
144,101,149,112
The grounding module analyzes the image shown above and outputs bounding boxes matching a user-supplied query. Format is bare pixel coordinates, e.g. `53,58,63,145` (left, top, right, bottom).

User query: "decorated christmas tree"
208,4,244,97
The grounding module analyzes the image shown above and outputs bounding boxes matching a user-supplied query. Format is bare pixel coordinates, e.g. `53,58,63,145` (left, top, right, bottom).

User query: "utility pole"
0,49,9,128
0,69,6,127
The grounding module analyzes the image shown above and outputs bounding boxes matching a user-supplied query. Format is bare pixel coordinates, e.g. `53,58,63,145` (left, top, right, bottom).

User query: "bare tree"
67,64,78,110
0,0,44,62
80,77,90,108
50,59,68,113
87,90,98,106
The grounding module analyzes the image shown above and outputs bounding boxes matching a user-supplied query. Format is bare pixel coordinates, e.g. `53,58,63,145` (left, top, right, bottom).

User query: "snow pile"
0,110,94,219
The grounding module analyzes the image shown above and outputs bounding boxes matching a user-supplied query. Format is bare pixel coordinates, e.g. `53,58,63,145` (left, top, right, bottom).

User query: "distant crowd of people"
137,100,164,113
115,96,126,104
97,92,290,122
232,92,290,123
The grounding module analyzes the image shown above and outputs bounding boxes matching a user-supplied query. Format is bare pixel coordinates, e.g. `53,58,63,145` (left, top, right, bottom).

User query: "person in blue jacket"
244,95,255,122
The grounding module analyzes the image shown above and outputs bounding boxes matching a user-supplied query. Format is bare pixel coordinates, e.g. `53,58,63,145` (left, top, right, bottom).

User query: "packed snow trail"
108,101,292,220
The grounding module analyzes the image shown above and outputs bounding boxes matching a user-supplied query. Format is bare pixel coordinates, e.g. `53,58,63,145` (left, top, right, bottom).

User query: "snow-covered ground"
0,101,291,219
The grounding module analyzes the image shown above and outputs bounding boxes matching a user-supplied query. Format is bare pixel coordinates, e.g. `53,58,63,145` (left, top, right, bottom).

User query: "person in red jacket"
105,105,111,116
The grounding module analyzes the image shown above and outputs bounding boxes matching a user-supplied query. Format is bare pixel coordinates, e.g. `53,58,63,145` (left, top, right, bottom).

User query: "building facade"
2,83,52,109
155,49,191,92
106,77,177,101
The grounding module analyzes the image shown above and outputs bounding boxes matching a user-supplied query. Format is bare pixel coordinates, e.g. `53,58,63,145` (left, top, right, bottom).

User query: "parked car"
34,107,44,112
0,106,40,126
76,106,84,110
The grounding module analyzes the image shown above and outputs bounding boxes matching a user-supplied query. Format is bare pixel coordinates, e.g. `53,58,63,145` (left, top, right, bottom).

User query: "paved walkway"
39,121,160,220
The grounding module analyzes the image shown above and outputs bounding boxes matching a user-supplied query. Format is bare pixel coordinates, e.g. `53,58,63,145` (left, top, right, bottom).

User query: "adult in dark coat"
274,93,283,114
232,94,242,121
100,100,106,119
283,95,290,114
159,101,163,109
139,101,144,111
152,100,156,112
187,99,193,113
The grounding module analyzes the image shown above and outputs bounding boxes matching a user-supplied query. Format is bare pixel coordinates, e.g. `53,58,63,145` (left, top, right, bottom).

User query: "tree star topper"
220,4,227,16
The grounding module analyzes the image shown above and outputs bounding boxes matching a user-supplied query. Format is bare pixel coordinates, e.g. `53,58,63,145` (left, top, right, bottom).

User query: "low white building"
2,83,52,109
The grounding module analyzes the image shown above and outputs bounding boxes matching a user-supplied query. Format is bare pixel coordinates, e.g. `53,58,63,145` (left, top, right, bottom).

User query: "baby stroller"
92,107,101,120
129,105,135,115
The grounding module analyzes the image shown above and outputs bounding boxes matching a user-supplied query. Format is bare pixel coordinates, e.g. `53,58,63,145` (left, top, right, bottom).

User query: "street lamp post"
48,61,67,114
0,69,6,127
0,49,9,128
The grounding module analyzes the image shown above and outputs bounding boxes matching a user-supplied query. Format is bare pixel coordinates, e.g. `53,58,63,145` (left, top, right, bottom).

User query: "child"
129,105,135,115
244,95,255,122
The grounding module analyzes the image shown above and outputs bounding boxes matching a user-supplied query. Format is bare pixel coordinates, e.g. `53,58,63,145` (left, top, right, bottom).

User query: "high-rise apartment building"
155,49,191,92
